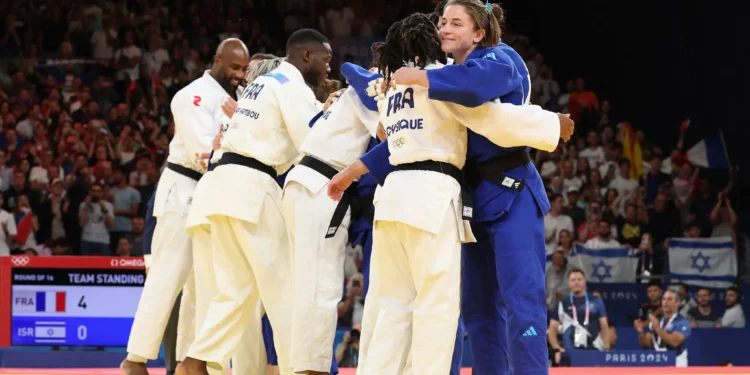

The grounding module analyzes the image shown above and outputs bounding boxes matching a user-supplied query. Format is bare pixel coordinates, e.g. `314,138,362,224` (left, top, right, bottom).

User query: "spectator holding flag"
12,194,39,251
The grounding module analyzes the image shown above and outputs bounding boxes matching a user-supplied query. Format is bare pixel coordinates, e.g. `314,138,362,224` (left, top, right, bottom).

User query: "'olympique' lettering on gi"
386,118,424,136
386,87,415,116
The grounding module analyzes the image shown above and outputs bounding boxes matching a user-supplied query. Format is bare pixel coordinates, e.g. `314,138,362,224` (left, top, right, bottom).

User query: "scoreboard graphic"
0,256,146,347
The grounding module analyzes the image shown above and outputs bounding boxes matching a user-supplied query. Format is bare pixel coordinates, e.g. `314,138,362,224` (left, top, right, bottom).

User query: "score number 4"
76,296,87,340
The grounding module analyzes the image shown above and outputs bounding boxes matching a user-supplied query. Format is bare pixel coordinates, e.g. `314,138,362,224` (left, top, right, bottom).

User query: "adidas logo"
522,326,539,337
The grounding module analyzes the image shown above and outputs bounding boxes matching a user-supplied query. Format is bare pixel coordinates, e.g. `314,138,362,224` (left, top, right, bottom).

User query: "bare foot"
120,360,149,375
175,357,209,375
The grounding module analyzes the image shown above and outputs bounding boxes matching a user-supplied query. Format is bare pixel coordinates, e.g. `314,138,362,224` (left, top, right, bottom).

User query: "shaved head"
211,38,250,96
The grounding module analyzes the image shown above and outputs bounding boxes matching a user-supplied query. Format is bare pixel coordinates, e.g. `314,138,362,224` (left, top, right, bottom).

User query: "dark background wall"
501,0,749,235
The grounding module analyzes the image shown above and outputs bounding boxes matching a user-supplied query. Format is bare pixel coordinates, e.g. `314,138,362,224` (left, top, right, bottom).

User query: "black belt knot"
299,156,358,238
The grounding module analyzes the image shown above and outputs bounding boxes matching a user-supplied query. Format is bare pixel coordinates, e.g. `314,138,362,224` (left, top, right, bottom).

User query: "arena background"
0,0,748,373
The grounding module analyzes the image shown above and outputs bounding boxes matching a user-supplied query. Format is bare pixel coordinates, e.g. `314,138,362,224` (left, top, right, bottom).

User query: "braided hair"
371,13,443,82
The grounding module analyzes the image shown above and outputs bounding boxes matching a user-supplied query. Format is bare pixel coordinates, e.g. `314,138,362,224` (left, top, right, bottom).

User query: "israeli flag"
686,130,730,169
569,245,638,283
668,236,737,289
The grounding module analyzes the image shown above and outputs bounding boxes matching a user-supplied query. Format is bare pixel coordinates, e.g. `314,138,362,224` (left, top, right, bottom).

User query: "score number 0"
77,295,88,340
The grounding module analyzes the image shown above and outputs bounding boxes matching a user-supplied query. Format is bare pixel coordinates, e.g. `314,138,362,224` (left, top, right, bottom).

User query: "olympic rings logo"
11,256,30,267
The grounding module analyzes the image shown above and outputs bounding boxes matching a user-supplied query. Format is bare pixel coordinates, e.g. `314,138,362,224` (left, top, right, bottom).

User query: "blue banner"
12,316,133,346
585,282,750,327
569,350,675,367
586,283,646,327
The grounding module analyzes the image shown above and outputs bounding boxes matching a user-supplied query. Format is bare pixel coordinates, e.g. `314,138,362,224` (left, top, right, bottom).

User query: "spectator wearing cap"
545,194,575,254
719,286,745,328
563,187,586,229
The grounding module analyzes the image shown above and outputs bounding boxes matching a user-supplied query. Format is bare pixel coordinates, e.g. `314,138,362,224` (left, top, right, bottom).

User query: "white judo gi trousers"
127,169,196,360
282,167,349,373
356,255,413,375
187,226,268,375
186,167,294,375
361,203,461,375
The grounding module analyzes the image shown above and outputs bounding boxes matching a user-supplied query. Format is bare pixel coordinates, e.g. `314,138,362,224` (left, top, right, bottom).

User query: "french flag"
686,130,730,169
36,291,66,313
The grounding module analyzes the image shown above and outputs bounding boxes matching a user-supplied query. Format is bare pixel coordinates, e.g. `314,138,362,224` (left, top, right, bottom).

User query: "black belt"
299,156,358,239
215,152,277,179
350,193,374,224
464,149,531,192
394,161,474,220
167,163,203,182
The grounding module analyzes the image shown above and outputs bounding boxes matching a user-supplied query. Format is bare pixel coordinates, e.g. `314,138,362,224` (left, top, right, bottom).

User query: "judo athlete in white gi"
175,28,333,375
121,38,250,375
327,13,566,375
281,58,381,375
185,56,287,375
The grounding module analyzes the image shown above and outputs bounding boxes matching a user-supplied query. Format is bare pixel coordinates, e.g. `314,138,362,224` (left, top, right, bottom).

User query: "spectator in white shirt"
539,147,562,183
579,130,606,169
143,36,170,74
113,30,142,81
561,159,583,196
584,219,622,249
599,143,622,182
0,195,17,256
720,286,745,328
324,0,355,37
544,194,575,254
609,158,639,196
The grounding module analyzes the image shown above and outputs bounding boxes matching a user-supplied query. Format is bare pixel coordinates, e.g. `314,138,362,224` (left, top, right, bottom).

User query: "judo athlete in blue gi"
383,1,574,374
328,12,567,375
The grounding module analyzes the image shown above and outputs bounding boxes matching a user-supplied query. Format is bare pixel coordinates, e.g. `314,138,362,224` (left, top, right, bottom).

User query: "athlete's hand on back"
323,88,345,111
557,113,574,142
222,97,238,118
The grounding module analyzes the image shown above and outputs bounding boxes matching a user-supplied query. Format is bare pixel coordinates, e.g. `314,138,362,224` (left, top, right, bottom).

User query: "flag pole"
718,128,732,168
